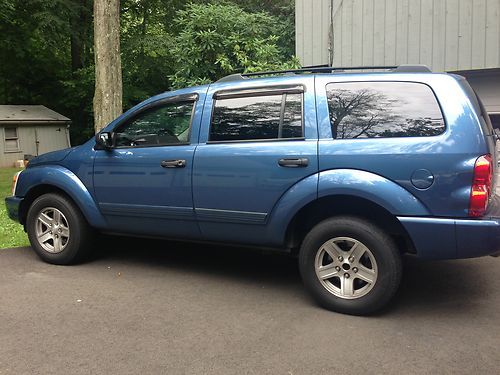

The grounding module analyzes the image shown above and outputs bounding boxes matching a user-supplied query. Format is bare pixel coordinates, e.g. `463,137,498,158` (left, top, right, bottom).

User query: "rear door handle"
278,158,309,168
161,159,186,168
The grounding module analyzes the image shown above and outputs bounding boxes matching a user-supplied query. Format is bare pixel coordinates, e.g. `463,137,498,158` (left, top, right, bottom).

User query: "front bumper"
5,196,23,223
398,195,500,259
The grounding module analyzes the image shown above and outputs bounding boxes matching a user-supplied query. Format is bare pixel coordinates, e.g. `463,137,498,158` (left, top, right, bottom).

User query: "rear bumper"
399,192,500,260
5,196,23,223
398,213,500,260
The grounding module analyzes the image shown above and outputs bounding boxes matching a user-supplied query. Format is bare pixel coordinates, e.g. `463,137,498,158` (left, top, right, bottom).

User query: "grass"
0,167,29,249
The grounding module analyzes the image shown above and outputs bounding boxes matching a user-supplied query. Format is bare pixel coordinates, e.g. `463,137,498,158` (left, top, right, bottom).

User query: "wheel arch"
284,195,417,255
16,166,106,229
20,184,69,225
267,169,428,250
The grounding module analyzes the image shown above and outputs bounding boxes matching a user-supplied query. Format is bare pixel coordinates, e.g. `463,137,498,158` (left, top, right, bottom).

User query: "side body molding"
266,169,430,247
15,165,107,229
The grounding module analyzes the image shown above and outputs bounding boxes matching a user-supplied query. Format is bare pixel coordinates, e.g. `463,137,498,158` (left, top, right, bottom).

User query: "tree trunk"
93,0,122,133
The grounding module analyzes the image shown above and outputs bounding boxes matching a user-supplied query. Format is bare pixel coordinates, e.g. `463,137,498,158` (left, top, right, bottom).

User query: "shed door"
19,127,37,156
36,125,70,155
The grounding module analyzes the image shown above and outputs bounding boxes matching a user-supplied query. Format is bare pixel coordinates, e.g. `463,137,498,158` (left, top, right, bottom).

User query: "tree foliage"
169,3,299,88
0,0,95,144
0,0,297,143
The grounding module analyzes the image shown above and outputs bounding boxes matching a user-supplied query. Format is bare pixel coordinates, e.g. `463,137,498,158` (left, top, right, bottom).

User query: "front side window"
114,101,194,147
209,92,303,142
326,82,445,139
4,127,19,152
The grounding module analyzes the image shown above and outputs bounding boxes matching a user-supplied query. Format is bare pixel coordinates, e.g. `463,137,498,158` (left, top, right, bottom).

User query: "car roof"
148,65,443,105
216,64,433,83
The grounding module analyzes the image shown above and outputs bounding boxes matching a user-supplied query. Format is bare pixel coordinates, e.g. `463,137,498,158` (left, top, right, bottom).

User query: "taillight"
469,154,493,217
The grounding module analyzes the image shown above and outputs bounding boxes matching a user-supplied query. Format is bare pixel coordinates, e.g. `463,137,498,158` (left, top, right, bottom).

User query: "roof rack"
216,64,432,82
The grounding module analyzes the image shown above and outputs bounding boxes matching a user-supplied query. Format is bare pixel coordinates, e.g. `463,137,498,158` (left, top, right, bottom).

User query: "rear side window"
209,93,303,142
326,82,445,139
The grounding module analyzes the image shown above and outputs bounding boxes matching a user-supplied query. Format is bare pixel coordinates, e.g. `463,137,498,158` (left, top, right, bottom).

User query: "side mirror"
95,132,113,150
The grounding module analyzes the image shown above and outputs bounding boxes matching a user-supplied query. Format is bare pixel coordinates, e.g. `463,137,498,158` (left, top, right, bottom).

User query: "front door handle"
161,159,186,168
278,158,309,168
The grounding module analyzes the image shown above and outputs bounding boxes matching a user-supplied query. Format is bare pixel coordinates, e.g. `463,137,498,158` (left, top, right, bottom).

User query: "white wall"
295,0,331,66
296,0,500,72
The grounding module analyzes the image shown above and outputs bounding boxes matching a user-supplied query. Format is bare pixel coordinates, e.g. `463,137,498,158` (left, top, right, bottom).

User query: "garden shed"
0,105,71,167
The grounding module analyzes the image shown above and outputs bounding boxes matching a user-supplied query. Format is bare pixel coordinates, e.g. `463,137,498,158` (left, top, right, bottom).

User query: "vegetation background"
0,0,297,145
0,168,28,248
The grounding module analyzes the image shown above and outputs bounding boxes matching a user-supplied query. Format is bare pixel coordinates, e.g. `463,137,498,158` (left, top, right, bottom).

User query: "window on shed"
326,82,445,139
209,93,303,142
4,127,20,152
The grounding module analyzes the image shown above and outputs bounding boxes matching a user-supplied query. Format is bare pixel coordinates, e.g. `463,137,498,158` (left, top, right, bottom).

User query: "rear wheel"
299,216,402,315
27,193,93,265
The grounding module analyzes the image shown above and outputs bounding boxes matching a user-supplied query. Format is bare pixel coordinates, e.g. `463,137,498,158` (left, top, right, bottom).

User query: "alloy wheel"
35,207,70,254
314,236,378,299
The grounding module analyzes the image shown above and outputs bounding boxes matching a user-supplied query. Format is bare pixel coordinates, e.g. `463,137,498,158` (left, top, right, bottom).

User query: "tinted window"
282,94,303,138
326,82,445,139
114,101,194,147
210,93,303,141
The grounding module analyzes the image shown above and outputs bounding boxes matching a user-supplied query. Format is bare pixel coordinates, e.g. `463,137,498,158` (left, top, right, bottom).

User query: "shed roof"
0,105,70,125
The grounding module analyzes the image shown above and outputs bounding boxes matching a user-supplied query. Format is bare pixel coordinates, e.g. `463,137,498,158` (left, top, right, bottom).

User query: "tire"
26,193,94,265
299,216,402,315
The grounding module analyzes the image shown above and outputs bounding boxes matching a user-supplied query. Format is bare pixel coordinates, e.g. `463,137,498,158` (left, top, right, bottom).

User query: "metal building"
0,105,71,167
295,0,500,126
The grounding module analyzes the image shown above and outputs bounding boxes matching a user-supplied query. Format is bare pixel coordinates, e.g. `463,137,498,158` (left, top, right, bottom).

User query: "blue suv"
5,65,500,315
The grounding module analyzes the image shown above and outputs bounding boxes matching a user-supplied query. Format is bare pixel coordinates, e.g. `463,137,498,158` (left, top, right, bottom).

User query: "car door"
192,76,318,246
93,90,206,239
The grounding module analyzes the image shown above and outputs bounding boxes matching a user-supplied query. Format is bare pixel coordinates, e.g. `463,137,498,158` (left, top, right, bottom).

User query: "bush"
170,3,299,88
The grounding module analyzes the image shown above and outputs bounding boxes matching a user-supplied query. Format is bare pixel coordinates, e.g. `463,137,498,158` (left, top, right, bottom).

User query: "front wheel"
26,193,93,265
299,216,402,315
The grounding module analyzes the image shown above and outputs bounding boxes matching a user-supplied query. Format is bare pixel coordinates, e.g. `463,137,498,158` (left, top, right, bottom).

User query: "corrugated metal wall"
295,0,331,66
296,0,500,72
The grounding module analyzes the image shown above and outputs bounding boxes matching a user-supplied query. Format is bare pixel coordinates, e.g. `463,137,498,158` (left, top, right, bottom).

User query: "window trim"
213,85,304,100
3,126,20,153
127,93,199,119
208,87,305,144
207,137,306,145
325,80,447,140
112,95,198,149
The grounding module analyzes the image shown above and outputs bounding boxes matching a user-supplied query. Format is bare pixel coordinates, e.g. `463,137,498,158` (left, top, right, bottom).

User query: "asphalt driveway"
1,239,499,374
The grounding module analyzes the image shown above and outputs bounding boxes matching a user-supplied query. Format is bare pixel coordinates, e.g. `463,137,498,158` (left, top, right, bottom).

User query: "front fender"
15,165,107,228
266,169,429,247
